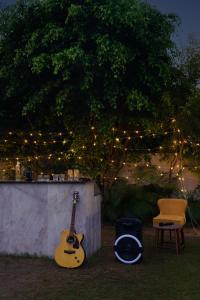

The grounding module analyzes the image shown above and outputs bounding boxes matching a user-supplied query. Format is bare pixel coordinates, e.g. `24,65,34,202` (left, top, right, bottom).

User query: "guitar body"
55,229,85,268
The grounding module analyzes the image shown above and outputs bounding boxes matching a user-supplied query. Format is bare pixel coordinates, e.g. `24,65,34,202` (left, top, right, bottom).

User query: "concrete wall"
0,181,101,257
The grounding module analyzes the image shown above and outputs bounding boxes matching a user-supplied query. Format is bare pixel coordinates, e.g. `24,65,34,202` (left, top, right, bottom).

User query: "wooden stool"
153,223,185,255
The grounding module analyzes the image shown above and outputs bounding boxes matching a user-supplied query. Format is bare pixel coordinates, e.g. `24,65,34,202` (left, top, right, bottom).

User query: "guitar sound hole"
67,236,76,244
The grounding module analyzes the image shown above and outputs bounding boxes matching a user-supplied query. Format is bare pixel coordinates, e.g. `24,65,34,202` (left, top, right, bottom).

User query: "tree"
0,0,178,186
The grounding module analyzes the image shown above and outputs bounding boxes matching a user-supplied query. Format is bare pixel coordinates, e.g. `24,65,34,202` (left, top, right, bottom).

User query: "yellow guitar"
54,191,85,268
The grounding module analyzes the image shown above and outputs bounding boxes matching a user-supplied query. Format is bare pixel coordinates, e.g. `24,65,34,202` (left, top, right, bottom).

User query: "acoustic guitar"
54,191,85,268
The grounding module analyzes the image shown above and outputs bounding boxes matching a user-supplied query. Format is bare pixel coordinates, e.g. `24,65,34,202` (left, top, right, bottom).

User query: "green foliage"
167,36,200,140
0,0,180,184
0,0,177,131
103,181,176,223
187,201,200,224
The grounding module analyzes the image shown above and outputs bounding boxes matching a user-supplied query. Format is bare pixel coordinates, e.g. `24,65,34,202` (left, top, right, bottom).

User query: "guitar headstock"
73,191,80,204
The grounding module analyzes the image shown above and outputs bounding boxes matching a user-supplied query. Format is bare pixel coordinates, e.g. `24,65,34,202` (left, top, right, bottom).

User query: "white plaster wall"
0,182,101,258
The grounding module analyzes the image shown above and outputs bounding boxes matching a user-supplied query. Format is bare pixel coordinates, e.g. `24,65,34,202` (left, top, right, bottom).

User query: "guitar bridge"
64,250,76,254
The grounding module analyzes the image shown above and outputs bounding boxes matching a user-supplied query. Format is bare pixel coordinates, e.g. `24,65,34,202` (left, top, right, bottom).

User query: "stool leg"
175,229,180,255
161,229,164,247
155,228,159,248
180,228,185,248
169,230,172,240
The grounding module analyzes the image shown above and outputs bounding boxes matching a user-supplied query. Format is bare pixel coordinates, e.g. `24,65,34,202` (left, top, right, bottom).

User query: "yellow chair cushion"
153,214,186,225
153,198,188,225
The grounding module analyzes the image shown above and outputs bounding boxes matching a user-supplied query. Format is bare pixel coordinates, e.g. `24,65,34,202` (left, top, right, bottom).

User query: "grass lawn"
1,225,200,300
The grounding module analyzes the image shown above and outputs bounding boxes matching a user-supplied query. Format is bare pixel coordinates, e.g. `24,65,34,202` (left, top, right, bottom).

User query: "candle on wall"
73,169,80,181
15,161,21,180
67,169,74,181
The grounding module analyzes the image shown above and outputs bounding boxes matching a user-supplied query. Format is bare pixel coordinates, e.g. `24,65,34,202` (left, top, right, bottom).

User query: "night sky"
1,0,200,47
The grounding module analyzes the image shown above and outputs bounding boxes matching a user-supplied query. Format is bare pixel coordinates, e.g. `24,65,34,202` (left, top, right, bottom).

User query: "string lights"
0,121,200,183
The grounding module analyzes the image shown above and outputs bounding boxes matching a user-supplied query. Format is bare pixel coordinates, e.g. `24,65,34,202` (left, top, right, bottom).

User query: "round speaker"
114,234,143,264
114,217,143,264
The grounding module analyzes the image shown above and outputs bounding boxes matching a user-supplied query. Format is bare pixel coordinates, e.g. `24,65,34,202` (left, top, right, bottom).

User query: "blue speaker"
114,217,143,264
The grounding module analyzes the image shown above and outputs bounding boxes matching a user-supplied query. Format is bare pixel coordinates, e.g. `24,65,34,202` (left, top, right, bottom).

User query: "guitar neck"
69,202,77,235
